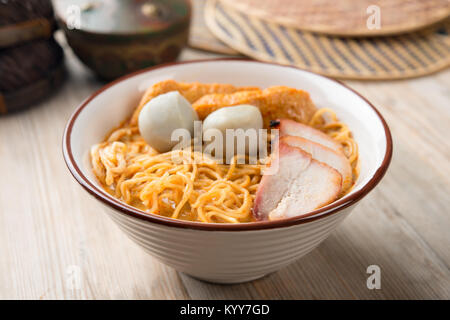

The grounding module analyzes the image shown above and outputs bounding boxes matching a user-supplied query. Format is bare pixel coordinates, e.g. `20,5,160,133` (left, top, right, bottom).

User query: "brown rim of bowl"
62,58,393,231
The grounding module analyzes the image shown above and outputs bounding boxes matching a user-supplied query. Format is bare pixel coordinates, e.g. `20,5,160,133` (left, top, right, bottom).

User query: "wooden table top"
1,40,449,300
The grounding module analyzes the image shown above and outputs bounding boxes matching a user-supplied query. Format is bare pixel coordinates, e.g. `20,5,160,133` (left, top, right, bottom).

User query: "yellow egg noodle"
91,124,262,223
91,78,360,224
91,106,358,223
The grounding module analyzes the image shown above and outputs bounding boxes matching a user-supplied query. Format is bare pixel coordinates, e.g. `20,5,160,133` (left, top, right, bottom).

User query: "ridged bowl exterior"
105,204,353,283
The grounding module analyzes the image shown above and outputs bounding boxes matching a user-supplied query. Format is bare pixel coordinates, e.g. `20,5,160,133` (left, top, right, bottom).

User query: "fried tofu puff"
193,86,318,128
130,80,260,125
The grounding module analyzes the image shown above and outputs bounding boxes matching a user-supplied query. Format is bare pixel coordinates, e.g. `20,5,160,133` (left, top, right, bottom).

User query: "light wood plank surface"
0,38,449,300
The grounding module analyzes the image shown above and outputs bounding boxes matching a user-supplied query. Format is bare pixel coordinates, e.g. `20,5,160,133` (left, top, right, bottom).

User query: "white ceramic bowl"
63,59,392,284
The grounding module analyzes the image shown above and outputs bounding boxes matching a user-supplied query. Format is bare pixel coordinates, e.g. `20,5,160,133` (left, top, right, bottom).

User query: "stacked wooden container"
0,0,65,114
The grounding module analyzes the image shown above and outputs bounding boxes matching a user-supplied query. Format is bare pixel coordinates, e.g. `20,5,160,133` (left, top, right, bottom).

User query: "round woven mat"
189,0,238,54
206,0,450,80
221,0,450,37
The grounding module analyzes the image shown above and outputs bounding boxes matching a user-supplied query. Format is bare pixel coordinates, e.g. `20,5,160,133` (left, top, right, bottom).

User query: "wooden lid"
0,0,56,48
0,0,54,27
55,0,190,35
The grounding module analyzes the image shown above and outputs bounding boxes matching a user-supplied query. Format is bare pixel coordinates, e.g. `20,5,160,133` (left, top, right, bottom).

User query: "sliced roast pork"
253,142,342,221
280,136,352,192
274,118,343,154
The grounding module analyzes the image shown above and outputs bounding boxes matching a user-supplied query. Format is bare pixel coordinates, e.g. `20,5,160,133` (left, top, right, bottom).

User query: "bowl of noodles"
63,59,392,283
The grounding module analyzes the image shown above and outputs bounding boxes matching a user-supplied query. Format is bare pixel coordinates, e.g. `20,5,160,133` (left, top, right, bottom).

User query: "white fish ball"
138,91,198,152
202,104,263,161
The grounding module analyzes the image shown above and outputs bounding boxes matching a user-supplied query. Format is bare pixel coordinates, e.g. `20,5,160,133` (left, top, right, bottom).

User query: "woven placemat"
189,0,238,54
206,0,450,80
221,0,450,37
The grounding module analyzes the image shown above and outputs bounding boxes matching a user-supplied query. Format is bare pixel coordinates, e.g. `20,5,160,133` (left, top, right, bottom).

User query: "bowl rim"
62,58,393,231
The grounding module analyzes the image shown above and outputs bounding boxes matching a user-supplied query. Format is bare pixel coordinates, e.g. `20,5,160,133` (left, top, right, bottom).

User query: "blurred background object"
0,0,57,48
204,0,450,80
0,0,65,114
54,0,191,80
